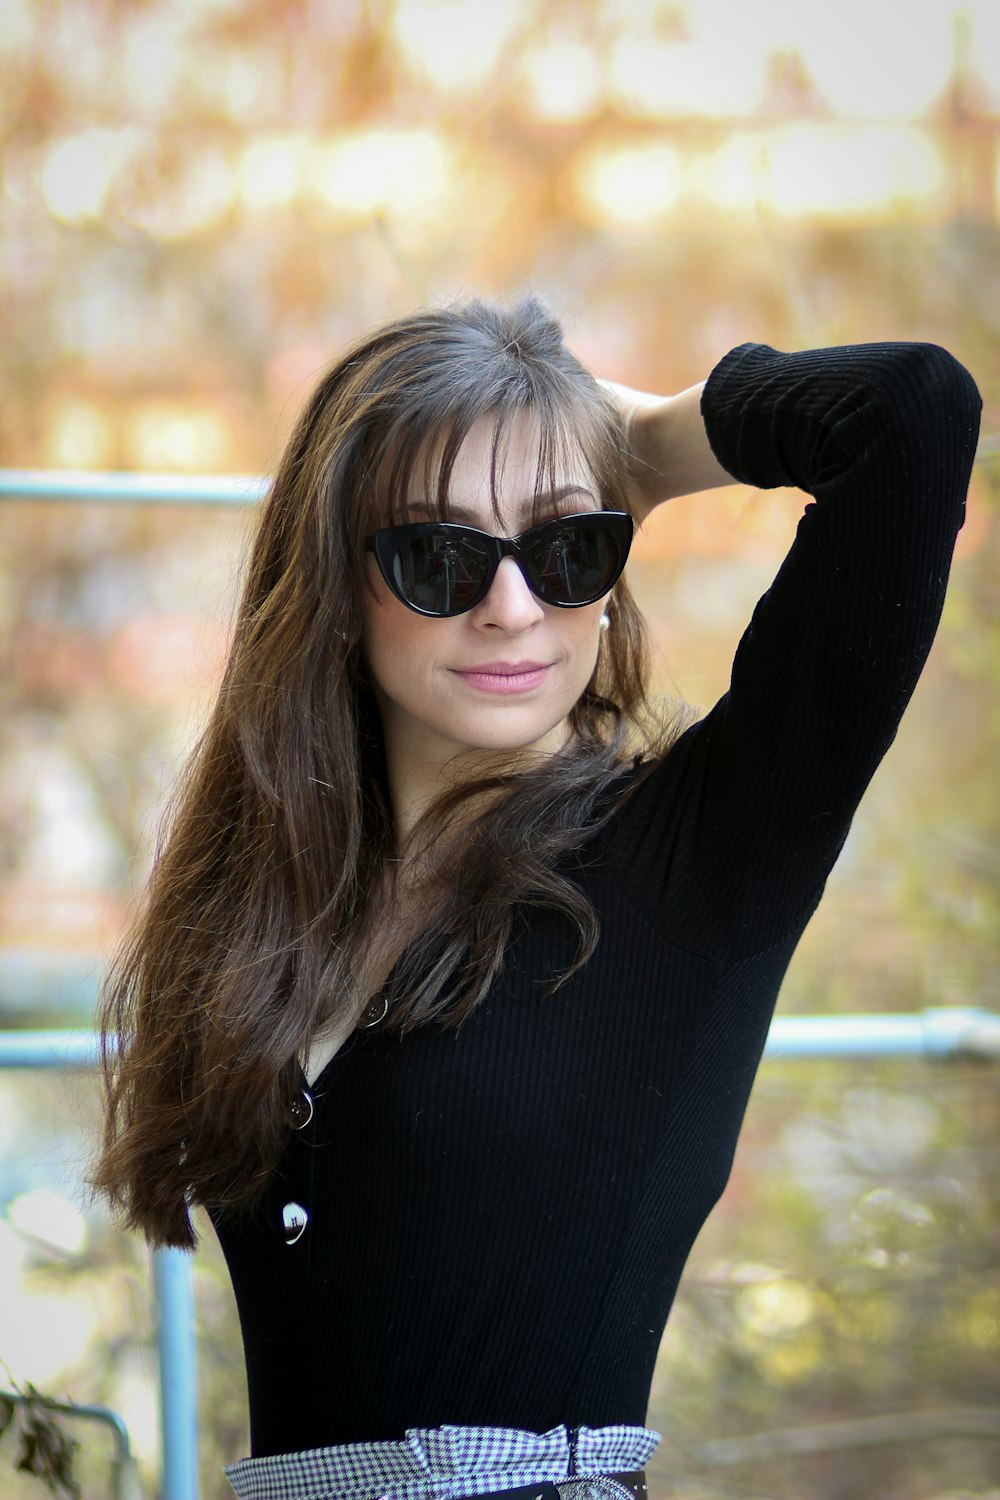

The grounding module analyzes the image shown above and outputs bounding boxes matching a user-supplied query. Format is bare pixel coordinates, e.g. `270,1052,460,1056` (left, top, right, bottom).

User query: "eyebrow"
405,484,598,525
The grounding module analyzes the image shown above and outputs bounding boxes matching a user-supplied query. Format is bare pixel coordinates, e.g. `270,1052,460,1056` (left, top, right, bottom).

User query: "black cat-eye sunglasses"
365,511,633,619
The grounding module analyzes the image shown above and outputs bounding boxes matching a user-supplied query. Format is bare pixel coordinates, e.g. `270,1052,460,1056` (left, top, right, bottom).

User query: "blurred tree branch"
0,1383,80,1500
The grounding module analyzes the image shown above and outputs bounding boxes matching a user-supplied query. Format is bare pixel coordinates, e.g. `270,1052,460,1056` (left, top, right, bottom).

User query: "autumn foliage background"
1,1,998,1496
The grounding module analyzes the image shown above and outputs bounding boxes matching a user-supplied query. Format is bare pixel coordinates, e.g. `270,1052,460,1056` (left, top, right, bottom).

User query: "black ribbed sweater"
213,341,981,1459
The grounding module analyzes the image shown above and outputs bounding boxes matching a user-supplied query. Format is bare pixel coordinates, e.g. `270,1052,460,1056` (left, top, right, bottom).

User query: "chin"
448,716,571,759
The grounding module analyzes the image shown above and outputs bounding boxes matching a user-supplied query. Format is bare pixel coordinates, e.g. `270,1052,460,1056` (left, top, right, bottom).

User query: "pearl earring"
599,614,611,631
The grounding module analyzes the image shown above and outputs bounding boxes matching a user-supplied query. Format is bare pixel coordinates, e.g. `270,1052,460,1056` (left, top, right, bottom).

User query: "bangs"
361,384,628,538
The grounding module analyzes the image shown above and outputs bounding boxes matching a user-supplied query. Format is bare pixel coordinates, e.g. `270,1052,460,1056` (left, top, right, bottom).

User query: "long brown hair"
94,295,684,1247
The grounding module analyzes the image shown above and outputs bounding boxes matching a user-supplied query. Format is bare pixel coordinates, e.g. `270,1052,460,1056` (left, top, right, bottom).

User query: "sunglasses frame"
365,510,634,618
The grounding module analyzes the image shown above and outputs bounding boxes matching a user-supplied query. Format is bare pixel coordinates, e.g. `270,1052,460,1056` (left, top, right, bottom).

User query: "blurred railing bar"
3,1010,1000,1072
0,468,267,505
0,441,996,511
763,1007,1000,1060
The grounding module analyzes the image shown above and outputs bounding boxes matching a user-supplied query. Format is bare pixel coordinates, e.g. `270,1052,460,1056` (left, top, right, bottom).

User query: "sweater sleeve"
607,341,981,962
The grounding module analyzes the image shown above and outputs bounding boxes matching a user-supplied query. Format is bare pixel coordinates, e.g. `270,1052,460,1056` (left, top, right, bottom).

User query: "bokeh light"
570,140,685,227
39,128,141,225
306,128,454,220
393,0,529,93
125,403,232,471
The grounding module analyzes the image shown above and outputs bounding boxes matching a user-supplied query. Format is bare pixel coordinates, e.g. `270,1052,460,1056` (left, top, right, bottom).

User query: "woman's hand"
599,377,735,526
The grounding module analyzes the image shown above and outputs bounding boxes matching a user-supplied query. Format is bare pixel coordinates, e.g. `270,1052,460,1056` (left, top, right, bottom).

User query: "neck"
382,721,574,847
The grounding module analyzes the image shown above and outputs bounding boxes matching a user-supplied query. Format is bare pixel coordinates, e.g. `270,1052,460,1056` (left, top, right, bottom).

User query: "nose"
473,555,545,631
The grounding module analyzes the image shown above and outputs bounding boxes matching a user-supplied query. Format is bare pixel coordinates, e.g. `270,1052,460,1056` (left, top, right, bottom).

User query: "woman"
95,298,981,1500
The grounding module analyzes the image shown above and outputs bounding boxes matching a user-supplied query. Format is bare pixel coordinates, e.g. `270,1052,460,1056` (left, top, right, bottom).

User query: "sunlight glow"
196,46,270,121
790,1,957,118
20,749,121,887
608,33,765,118
570,141,684,227
238,135,308,210
119,11,188,114
522,39,604,123
0,0,33,53
738,1276,817,1336
962,0,1000,99
767,124,947,218
126,403,232,471
306,128,453,219
393,0,528,92
3,1281,101,1384
39,128,141,224
109,1356,161,1469
44,400,115,469
9,1189,88,1257
569,123,946,226
699,125,947,219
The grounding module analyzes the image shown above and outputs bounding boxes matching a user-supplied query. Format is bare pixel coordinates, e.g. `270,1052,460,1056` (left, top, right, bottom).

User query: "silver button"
289,1089,314,1129
358,994,389,1029
281,1202,309,1245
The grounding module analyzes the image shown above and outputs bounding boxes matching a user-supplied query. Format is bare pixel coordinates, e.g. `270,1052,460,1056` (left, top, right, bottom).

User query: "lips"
461,661,547,676
452,660,551,695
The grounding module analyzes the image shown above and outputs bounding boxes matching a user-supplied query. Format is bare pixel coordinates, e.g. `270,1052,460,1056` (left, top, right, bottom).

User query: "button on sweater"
212,340,981,1459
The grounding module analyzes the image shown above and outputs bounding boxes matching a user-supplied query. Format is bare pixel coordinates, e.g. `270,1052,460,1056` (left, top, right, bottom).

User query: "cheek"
565,607,604,663
546,611,603,705
360,584,437,691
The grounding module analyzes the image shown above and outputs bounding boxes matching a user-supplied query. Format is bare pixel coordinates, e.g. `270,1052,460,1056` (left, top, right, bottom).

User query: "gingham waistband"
224,1422,662,1500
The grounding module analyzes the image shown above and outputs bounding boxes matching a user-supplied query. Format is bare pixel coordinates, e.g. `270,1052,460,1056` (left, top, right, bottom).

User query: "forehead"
401,410,598,526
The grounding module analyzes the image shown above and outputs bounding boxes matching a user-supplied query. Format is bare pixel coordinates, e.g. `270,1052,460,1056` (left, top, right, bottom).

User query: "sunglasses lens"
524,519,625,604
372,513,631,616
389,530,491,615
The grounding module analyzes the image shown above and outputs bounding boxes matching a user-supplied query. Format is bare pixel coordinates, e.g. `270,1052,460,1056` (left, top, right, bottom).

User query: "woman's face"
360,413,610,783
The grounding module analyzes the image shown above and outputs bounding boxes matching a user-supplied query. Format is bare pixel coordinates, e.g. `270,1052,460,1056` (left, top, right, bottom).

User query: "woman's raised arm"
601,341,981,962
599,376,734,518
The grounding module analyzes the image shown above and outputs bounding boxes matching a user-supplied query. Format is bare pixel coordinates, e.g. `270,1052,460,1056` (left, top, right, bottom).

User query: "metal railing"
0,469,268,506
1,1031,198,1500
0,1387,143,1500
3,1012,999,1498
